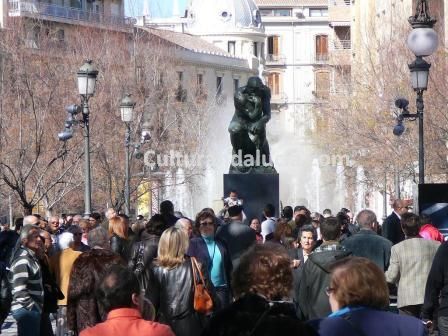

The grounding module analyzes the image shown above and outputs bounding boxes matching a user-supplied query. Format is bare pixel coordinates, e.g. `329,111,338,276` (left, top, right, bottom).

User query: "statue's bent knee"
228,121,243,134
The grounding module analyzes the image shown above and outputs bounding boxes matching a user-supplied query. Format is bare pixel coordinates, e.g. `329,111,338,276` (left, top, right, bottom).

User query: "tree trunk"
22,204,33,216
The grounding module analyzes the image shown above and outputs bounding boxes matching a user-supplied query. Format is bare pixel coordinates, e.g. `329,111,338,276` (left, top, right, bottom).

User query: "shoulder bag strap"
190,257,198,287
191,256,206,285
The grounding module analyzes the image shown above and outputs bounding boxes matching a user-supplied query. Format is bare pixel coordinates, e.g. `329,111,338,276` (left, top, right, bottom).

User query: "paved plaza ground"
1,314,56,335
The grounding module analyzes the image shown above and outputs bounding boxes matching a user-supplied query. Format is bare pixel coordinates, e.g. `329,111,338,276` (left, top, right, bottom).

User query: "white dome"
186,0,263,35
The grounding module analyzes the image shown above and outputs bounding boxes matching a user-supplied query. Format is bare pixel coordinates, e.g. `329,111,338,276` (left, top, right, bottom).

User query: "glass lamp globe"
407,27,438,57
120,94,135,123
77,60,98,97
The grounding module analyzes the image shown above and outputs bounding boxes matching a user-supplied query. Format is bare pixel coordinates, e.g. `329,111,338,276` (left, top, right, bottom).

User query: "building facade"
0,0,135,32
135,0,264,216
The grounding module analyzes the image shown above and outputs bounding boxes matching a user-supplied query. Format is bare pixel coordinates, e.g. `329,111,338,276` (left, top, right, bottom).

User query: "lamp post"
120,94,136,216
77,60,98,217
392,0,438,184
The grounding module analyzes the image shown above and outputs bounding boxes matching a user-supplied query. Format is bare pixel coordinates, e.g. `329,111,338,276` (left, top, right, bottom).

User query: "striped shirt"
10,247,44,312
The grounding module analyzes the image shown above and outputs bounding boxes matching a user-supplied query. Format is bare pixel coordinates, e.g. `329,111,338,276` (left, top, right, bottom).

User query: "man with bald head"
23,215,40,226
342,209,392,271
174,218,193,239
382,199,409,245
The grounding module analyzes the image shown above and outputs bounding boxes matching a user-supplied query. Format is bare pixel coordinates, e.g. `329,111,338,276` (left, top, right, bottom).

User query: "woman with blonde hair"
108,216,129,260
310,257,428,336
147,227,210,336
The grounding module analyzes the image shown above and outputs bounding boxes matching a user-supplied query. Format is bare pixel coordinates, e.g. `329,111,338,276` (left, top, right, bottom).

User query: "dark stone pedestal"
224,174,280,224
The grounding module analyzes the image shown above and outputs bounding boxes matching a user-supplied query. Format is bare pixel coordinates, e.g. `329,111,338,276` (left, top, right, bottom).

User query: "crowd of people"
0,196,446,336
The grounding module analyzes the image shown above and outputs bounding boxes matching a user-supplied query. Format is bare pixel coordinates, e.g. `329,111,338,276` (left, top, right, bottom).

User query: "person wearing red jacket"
80,265,174,336
419,214,444,243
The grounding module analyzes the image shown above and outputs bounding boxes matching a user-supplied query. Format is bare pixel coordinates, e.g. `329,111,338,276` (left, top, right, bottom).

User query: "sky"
125,0,189,18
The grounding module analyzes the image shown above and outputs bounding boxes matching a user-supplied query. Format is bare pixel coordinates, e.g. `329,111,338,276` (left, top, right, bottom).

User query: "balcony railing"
330,84,352,95
332,39,351,50
271,92,288,105
315,53,329,62
333,0,351,6
8,0,136,30
266,54,287,65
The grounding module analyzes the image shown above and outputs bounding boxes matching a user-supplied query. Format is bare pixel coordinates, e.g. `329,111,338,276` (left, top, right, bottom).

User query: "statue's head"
246,77,263,94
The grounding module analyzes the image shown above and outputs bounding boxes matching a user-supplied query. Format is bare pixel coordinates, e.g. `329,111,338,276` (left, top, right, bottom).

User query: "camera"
66,104,81,115
395,98,409,109
58,129,73,141
393,123,405,136
141,130,151,143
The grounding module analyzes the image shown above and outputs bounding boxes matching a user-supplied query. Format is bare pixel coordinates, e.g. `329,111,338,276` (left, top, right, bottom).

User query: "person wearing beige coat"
50,232,82,336
385,213,440,317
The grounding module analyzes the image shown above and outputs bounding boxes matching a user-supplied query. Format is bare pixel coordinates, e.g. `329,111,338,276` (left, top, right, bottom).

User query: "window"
310,8,328,17
228,41,236,56
70,0,82,9
253,42,258,57
315,35,328,61
275,9,292,16
196,73,205,99
267,36,279,56
56,29,65,42
156,72,164,88
197,73,203,87
234,79,239,93
260,8,292,16
267,73,280,96
216,76,223,96
26,26,40,49
314,71,330,99
176,71,186,102
334,26,351,49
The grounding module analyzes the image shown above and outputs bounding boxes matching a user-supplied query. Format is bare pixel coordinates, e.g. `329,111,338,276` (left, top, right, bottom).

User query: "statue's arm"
234,88,248,118
260,85,271,124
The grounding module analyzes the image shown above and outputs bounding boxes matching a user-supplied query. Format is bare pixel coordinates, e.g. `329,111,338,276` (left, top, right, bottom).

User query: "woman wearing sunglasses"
188,209,233,311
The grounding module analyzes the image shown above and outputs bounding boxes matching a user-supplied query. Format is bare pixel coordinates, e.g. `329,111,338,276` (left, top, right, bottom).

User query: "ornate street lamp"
78,60,98,217
393,0,438,184
120,94,136,216
58,60,98,217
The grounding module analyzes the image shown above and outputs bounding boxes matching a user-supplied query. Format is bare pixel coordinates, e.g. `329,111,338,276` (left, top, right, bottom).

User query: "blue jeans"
12,306,41,336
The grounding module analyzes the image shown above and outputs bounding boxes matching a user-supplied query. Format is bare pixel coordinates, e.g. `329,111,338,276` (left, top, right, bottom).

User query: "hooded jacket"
297,242,351,320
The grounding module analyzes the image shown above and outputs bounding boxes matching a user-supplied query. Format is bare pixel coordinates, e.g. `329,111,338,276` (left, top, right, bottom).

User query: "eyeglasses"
325,286,336,296
200,221,214,227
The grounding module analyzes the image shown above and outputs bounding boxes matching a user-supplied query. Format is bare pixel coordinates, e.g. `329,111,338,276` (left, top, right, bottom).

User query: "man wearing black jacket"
422,242,448,335
297,217,351,320
382,199,408,245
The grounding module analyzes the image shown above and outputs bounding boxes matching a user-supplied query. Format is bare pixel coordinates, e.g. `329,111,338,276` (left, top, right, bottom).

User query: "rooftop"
141,27,238,59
